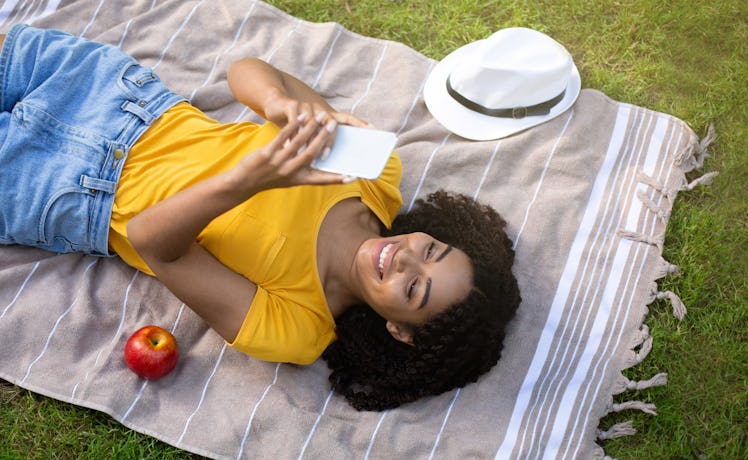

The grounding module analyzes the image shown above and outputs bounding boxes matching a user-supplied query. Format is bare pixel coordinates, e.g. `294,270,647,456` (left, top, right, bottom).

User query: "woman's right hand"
228,111,346,195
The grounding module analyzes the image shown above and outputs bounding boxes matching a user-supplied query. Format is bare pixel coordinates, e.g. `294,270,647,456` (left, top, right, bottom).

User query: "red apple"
124,325,179,380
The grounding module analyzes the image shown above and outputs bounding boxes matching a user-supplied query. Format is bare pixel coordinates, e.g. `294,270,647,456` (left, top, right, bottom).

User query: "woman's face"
353,232,473,342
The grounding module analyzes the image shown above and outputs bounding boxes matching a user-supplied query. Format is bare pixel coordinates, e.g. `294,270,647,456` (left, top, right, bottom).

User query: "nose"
394,248,417,273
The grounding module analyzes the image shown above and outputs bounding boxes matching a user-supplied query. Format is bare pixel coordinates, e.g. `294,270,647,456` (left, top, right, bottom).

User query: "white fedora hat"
424,27,581,141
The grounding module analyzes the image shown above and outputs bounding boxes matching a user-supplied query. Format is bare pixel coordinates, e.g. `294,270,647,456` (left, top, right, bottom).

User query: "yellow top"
109,103,403,364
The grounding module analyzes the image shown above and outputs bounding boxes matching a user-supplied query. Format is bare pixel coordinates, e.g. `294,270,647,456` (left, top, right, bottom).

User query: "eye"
407,278,418,299
425,242,436,260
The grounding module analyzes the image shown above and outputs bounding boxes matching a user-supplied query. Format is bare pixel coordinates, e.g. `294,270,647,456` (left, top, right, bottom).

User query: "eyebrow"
435,245,453,262
418,246,453,309
418,277,432,310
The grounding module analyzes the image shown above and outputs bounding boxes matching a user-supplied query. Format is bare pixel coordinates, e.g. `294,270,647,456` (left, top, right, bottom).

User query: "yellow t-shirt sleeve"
361,152,403,227
229,287,336,365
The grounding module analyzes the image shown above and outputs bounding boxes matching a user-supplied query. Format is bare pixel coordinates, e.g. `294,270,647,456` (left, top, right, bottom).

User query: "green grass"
0,384,193,459
2,0,746,458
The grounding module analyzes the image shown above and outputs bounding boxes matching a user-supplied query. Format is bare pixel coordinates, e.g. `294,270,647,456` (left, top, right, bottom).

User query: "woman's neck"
317,198,381,318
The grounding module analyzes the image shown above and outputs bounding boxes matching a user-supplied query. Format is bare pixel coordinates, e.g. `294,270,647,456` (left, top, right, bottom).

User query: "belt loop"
121,100,156,125
80,175,117,194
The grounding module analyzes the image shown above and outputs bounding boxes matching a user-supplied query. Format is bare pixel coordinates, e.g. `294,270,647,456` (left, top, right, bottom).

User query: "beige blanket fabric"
0,1,710,458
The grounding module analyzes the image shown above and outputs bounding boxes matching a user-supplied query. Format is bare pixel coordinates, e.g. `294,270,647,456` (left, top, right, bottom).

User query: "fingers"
274,100,315,128
291,110,337,155
314,112,337,158
243,112,360,189
262,117,303,162
301,169,350,185
290,112,335,164
286,101,315,126
272,111,334,172
331,112,371,128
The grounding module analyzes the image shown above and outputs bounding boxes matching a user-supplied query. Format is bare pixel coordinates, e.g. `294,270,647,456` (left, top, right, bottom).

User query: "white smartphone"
311,125,397,180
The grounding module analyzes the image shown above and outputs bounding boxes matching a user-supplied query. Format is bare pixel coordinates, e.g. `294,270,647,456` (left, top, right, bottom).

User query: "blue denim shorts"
0,25,185,255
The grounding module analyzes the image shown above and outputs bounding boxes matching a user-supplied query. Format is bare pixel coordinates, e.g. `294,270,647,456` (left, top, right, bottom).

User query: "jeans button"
114,148,125,160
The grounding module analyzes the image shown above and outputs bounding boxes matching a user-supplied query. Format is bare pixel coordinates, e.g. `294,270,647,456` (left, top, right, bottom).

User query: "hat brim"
424,40,581,141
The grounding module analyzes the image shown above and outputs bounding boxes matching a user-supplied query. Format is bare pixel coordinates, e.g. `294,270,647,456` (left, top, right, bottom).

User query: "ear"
386,321,415,346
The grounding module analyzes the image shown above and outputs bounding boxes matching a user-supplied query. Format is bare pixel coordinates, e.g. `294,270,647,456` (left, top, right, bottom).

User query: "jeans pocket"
38,186,95,251
3,103,107,253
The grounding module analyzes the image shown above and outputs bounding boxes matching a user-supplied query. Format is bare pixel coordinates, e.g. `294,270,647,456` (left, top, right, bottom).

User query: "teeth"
378,243,393,277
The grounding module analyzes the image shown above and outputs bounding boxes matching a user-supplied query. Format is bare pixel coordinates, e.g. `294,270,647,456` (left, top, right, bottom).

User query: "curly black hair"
322,190,521,411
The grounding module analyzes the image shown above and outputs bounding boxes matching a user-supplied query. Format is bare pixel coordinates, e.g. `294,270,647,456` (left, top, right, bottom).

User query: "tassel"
683,171,719,191
675,124,716,168
647,282,659,303
614,373,668,394
590,446,614,460
636,170,677,202
621,334,653,369
695,124,717,166
617,230,664,249
636,170,666,192
656,290,687,320
613,374,631,394
654,259,680,279
674,143,696,168
621,326,652,368
629,324,650,349
639,373,668,389
597,421,637,441
637,190,671,221
633,335,654,364
609,400,658,416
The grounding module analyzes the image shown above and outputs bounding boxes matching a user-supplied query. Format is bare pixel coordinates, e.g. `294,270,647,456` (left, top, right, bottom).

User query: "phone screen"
311,125,397,179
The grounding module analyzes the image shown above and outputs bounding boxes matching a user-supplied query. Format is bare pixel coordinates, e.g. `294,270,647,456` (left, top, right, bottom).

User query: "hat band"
446,77,566,119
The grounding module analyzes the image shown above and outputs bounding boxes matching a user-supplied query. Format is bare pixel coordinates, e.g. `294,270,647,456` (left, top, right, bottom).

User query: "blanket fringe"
598,125,717,458
632,167,717,228
613,372,668,395
636,170,666,192
597,421,637,441
654,258,680,279
654,289,687,320
621,334,653,369
637,190,670,222
616,232,688,320
628,324,650,349
608,400,658,416
617,230,664,250
619,325,653,370
683,171,719,191
644,282,687,320
675,123,715,169
636,170,678,202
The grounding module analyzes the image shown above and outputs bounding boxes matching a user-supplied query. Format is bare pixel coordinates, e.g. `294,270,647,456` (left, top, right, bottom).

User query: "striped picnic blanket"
0,1,712,458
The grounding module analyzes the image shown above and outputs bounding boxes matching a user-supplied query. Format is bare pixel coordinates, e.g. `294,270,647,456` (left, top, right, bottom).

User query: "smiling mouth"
378,243,396,279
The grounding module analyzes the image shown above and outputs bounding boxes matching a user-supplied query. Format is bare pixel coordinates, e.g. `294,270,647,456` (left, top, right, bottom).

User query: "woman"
0,25,520,410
